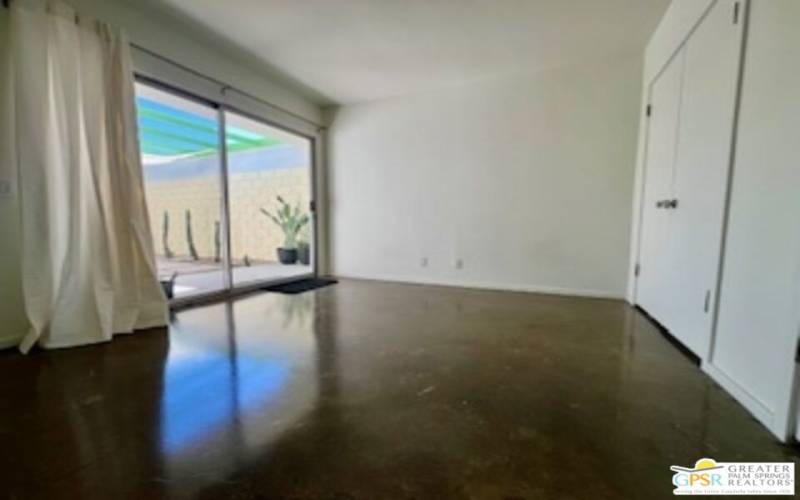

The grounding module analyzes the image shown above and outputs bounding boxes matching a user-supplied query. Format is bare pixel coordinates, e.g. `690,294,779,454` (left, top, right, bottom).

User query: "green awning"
136,96,284,159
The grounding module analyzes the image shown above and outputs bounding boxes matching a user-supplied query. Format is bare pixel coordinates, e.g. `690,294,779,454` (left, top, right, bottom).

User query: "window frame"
134,74,320,308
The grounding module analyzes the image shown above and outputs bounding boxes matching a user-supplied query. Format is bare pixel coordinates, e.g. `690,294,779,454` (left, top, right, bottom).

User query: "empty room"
1,0,799,498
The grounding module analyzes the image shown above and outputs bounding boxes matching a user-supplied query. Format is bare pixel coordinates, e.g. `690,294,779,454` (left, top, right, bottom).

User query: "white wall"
0,7,29,348
705,0,800,441
0,0,325,347
327,55,643,298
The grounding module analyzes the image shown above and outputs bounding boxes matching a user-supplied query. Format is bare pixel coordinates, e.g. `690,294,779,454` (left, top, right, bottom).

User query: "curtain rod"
130,43,324,131
0,0,324,130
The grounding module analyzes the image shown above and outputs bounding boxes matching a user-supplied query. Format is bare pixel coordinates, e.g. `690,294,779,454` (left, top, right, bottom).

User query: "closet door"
663,0,745,356
636,48,685,324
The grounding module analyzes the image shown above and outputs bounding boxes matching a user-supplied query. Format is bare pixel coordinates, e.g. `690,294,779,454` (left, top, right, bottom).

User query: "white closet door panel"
710,0,800,439
665,0,744,356
636,49,685,324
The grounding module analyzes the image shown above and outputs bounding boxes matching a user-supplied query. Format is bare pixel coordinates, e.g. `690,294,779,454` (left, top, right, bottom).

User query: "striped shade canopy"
136,96,284,160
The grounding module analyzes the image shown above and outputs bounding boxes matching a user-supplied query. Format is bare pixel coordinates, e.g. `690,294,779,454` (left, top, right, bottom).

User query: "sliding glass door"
225,111,314,287
136,82,227,299
135,80,315,301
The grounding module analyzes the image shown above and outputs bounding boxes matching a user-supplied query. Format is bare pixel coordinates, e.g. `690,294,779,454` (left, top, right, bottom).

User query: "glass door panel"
135,82,227,299
224,111,314,287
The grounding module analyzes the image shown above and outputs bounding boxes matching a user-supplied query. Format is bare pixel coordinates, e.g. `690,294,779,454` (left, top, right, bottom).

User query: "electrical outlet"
420,257,429,267
454,258,464,269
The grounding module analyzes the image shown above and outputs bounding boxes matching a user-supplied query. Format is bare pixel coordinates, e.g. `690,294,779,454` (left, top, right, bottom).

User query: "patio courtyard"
158,257,312,298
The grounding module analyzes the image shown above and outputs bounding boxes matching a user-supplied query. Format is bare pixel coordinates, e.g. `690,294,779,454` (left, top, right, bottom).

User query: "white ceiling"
138,0,670,106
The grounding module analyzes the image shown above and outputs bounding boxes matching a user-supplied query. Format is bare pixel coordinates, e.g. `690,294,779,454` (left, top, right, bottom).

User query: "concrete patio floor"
158,258,312,298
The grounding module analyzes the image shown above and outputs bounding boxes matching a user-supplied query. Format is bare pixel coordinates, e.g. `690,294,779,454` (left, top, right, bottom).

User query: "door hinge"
634,263,641,277
646,104,652,117
309,200,316,213
733,2,740,24
703,290,711,313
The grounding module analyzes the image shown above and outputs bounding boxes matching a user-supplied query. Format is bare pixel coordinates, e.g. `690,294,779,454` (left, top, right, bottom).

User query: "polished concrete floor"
0,279,797,499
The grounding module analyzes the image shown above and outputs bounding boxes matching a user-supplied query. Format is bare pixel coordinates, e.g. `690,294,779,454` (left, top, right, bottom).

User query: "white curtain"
9,0,167,351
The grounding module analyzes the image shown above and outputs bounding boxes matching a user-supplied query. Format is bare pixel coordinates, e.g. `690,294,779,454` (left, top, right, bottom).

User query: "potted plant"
260,196,309,265
297,225,311,265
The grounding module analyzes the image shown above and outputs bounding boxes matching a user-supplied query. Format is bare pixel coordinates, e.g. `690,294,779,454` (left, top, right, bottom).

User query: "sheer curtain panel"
9,0,167,351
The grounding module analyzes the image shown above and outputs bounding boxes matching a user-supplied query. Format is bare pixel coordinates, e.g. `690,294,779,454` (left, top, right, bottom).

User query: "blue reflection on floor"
160,348,289,454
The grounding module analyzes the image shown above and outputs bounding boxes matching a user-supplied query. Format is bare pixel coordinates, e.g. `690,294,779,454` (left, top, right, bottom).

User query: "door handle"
655,199,678,209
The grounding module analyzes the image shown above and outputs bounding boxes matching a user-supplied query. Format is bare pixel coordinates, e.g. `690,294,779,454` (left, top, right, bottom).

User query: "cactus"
162,211,174,259
260,196,309,249
185,209,199,260
213,220,221,263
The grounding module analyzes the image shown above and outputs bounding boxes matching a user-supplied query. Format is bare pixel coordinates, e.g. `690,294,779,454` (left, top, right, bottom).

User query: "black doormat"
264,278,338,294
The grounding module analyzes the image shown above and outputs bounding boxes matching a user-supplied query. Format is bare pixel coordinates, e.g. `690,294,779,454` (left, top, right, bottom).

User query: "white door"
663,0,745,356
636,48,685,325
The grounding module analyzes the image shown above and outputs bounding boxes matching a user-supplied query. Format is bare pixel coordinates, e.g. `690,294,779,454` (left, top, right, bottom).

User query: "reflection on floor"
160,332,290,454
0,279,797,499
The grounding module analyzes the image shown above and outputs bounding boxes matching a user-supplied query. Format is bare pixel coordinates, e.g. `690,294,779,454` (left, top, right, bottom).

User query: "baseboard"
0,333,22,351
702,361,784,440
334,272,625,300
